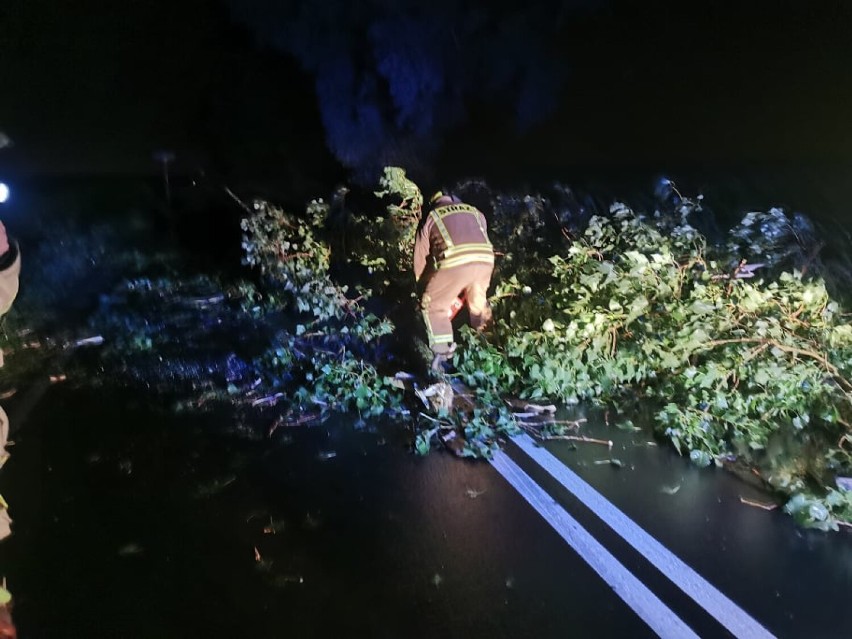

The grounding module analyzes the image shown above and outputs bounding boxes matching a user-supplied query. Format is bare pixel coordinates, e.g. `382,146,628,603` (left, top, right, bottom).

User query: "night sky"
0,0,850,185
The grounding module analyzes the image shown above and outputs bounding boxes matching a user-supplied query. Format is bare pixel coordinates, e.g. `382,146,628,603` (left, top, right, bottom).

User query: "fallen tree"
82,168,852,530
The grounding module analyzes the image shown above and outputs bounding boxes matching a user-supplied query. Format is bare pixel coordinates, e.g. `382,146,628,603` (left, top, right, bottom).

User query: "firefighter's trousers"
420,261,493,354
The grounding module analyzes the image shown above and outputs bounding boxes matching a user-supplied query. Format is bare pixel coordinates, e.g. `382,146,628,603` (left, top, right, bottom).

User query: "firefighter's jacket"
0,242,20,317
413,203,493,282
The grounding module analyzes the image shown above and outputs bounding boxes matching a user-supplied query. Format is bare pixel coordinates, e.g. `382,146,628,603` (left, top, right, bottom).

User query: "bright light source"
0,183,8,204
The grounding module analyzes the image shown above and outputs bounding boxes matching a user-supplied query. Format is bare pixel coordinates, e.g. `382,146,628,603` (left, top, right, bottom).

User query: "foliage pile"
239,197,402,415
89,196,403,420
345,167,423,289
75,167,852,529
452,194,852,530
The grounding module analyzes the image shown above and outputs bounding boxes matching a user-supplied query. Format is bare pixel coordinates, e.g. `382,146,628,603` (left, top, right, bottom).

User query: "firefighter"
414,191,494,372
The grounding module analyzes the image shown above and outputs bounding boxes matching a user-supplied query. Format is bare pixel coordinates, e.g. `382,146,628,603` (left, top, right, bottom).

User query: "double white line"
490,434,776,639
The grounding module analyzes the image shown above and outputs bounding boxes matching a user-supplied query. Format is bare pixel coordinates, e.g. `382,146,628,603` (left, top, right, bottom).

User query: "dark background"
0,0,850,189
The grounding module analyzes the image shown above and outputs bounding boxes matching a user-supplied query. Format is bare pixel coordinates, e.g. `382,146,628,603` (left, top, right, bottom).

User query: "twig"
553,211,575,242
519,423,543,439
541,434,613,448
418,412,453,428
519,418,588,431
279,251,312,262
281,412,322,427
742,342,770,364
726,259,747,295
739,496,778,511
223,186,253,213
252,393,284,407
516,422,541,439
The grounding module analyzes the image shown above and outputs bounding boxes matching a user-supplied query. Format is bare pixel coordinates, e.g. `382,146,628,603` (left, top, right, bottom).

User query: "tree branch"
696,337,852,394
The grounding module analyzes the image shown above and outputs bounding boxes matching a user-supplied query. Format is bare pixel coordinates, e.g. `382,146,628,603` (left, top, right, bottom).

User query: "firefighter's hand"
0,222,8,256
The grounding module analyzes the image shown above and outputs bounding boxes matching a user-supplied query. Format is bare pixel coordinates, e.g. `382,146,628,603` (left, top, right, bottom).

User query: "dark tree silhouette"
228,0,602,183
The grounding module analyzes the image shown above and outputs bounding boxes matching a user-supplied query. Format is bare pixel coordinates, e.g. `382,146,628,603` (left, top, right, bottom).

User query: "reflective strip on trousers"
424,313,454,347
421,301,454,347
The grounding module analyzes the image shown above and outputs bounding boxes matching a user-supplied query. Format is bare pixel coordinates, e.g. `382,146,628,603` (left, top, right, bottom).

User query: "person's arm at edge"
0,221,9,258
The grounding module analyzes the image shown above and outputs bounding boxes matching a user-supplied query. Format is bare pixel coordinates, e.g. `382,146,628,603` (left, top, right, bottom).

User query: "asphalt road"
1,383,850,638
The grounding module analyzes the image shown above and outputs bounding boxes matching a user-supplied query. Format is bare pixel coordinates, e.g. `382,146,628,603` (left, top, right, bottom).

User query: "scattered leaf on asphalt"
118,543,144,556
594,458,623,468
523,404,556,414
194,474,236,498
272,574,304,587
616,420,640,431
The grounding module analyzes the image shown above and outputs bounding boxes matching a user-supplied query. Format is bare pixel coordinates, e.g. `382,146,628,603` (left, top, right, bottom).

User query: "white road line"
490,450,700,639
512,433,776,639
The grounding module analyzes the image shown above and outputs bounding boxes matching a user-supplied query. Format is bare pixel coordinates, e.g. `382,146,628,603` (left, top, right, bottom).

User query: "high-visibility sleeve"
413,218,433,282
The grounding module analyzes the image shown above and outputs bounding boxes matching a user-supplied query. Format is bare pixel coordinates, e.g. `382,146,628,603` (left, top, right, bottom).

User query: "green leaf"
415,428,438,456
689,450,712,468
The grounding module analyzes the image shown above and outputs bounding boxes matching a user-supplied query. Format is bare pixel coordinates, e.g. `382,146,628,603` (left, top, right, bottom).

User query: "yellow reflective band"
443,242,493,258
422,309,452,339
429,210,454,248
422,305,453,346
438,253,495,270
435,204,479,218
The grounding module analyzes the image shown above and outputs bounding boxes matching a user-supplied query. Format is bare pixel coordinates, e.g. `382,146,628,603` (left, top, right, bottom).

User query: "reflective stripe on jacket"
413,203,493,281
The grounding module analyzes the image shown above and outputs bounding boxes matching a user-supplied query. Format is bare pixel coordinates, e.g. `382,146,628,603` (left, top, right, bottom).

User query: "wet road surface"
1,382,850,638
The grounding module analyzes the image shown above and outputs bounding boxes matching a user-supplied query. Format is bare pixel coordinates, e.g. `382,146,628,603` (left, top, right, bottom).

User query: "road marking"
490,450,700,639
512,433,776,639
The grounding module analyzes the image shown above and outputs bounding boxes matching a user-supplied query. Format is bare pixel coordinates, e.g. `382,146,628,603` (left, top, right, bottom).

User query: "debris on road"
594,458,623,468
660,484,682,495
740,497,779,511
